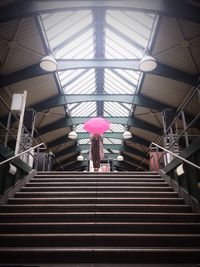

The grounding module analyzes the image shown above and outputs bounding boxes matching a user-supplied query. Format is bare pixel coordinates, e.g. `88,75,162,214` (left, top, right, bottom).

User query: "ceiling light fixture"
68,131,77,140
117,155,124,161
40,54,58,72
77,155,84,161
123,130,132,139
139,50,157,72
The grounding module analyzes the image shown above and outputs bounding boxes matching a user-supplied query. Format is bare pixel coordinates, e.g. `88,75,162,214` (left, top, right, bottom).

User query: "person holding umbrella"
83,117,110,172
90,133,104,171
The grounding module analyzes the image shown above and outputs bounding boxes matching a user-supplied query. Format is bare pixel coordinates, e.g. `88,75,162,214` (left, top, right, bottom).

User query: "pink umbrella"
83,117,110,134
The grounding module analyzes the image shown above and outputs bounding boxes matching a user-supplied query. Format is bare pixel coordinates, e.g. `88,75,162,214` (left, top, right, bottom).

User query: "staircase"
0,171,200,264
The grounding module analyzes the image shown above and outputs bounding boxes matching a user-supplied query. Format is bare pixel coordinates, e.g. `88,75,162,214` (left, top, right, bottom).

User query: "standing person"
90,133,104,171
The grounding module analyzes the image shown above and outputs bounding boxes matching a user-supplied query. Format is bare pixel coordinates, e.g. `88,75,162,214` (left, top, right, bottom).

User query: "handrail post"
4,112,12,147
181,111,189,147
15,91,27,155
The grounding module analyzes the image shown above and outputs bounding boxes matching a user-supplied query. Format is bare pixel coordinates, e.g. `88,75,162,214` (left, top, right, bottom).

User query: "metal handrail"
0,143,46,166
151,142,200,171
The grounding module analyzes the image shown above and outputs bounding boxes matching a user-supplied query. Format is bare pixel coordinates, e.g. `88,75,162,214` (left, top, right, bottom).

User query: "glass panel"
105,28,142,59
42,11,93,49
109,124,125,132
104,69,135,94
79,138,90,144
64,69,96,94
106,11,153,47
104,102,131,117
108,138,122,144
56,28,94,59
69,102,97,117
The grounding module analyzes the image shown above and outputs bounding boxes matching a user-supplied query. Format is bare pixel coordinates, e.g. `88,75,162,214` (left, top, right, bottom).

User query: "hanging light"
139,51,157,72
117,155,124,161
123,130,132,139
77,155,84,161
40,54,58,72
68,131,77,140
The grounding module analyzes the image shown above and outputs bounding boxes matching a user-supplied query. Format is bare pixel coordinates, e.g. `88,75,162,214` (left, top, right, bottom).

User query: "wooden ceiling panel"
141,74,191,108
7,75,59,107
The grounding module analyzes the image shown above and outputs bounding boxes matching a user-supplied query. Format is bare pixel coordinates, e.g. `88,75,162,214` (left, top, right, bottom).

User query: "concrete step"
0,233,200,247
27,180,167,185
35,172,160,178
20,186,173,192
0,212,199,223
0,204,192,213
0,247,199,263
14,191,178,198
31,177,163,182
0,222,199,234
8,197,185,205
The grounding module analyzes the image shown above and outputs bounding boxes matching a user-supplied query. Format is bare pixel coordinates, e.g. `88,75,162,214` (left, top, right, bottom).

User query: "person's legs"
91,138,100,171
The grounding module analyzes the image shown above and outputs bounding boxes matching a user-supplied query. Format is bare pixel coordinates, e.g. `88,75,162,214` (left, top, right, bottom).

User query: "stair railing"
136,140,200,172
0,142,46,167
151,142,200,172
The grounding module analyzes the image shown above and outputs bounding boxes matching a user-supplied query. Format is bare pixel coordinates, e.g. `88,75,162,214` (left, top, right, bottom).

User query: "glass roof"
42,9,155,155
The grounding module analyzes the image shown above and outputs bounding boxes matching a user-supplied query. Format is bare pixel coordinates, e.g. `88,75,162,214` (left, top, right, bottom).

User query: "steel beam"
0,60,197,88
0,64,49,88
63,160,87,171
33,94,169,112
114,161,137,171
37,116,162,136
122,144,147,158
47,136,75,149
82,153,118,159
80,144,121,151
78,132,123,139
42,132,149,150
55,145,79,159
121,152,149,169
37,117,71,136
1,1,200,23
125,136,151,148
53,155,78,169
57,59,140,71
152,62,198,87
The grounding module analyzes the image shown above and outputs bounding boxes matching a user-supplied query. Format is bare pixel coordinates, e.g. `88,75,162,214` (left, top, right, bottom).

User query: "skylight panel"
103,138,113,144
108,138,122,144
59,69,85,87
112,69,139,87
76,124,85,133
109,124,125,132
104,102,131,117
56,28,94,59
105,28,141,59
111,150,120,154
81,150,89,154
42,11,75,32
123,11,155,30
64,69,96,94
104,69,134,94
106,11,151,47
69,102,97,117
79,138,90,144
42,11,93,49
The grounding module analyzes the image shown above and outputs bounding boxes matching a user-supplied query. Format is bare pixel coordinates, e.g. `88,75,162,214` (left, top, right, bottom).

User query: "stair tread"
1,233,199,237
8,197,184,200
2,204,191,210
0,212,198,215
0,247,199,251
1,170,199,264
15,191,177,195
1,222,199,226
